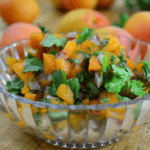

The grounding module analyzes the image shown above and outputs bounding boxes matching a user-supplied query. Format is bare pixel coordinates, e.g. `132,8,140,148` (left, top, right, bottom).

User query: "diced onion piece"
27,46,37,55
47,95,57,100
11,74,18,81
56,52,67,59
67,31,77,39
75,53,86,68
90,39,101,46
94,72,101,88
78,92,84,100
45,86,49,94
39,72,48,82
28,81,41,90
97,54,104,65
47,74,52,81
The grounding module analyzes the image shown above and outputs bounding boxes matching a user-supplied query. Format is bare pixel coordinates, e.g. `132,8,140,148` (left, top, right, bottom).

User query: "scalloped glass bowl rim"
0,38,150,110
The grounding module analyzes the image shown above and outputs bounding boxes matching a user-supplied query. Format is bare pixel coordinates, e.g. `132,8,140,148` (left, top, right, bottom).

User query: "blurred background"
0,0,150,48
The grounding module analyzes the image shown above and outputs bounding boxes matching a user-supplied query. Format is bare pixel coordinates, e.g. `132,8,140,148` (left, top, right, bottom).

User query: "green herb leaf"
142,61,150,82
77,27,94,45
102,55,111,73
41,34,68,48
87,81,99,92
39,26,51,34
70,59,80,64
111,55,117,62
6,78,24,95
102,38,109,47
69,78,80,101
127,80,147,97
116,95,130,102
93,51,104,56
76,72,84,83
76,101,82,105
47,83,57,96
24,54,34,59
76,50,91,58
125,0,134,11
48,51,58,56
41,97,51,103
33,113,41,126
23,58,43,73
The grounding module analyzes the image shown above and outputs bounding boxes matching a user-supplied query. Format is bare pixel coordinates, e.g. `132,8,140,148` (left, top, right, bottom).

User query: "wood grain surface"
0,0,150,150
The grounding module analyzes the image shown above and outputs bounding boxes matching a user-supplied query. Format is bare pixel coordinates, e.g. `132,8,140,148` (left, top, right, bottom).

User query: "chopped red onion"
39,72,48,82
47,74,52,81
95,72,101,88
75,53,86,68
78,92,84,100
56,51,67,59
28,81,41,90
45,86,49,93
97,54,104,65
27,46,37,54
67,31,77,39
47,95,57,100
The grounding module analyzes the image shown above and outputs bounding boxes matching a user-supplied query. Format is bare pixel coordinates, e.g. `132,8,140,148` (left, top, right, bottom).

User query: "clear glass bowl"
0,35,150,149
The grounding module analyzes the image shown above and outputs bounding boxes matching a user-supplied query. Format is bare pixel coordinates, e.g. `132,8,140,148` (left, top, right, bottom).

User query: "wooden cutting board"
0,0,150,149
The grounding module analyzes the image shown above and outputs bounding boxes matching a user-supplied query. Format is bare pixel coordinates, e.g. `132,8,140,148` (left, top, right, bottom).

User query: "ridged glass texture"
0,35,150,149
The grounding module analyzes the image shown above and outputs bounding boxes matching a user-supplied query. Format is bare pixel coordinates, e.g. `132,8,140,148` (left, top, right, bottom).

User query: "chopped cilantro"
41,34,68,48
142,61,150,82
127,80,147,97
102,55,111,72
76,50,91,59
100,91,110,103
24,54,34,59
47,70,68,96
93,51,104,56
76,101,82,105
87,81,100,92
111,55,117,62
86,47,91,51
33,113,41,126
48,51,58,56
41,97,51,103
77,27,94,45
70,59,80,64
39,26,51,34
76,72,84,83
69,78,80,101
6,78,24,95
116,95,130,102
23,58,43,73
101,38,109,49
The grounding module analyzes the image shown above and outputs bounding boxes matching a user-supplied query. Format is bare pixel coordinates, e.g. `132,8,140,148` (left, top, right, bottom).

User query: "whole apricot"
97,0,115,9
0,0,40,24
57,9,110,33
0,22,41,59
51,0,98,11
124,11,150,43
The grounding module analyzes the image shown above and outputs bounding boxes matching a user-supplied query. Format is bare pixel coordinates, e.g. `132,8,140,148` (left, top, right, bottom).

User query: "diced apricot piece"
6,57,23,71
82,98,89,105
112,45,121,56
134,62,144,74
67,66,82,79
43,53,56,75
56,84,74,105
55,58,72,75
126,58,134,70
40,80,52,88
53,33,62,38
25,93,36,101
21,82,30,94
12,63,34,82
89,56,101,72
62,41,77,58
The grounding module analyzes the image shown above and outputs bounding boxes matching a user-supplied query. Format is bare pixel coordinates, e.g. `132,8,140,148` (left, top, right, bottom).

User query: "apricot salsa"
6,27,150,106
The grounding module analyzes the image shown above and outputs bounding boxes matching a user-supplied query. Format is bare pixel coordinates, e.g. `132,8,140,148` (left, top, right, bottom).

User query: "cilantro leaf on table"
6,78,24,95
33,113,41,126
23,58,43,73
142,61,150,82
77,27,94,45
39,26,51,34
41,34,68,48
127,80,147,97
41,97,51,103
48,51,58,56
69,78,80,101
116,95,130,102
70,59,80,64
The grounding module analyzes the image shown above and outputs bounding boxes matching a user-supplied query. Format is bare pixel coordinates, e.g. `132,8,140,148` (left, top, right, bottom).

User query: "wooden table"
0,0,150,150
